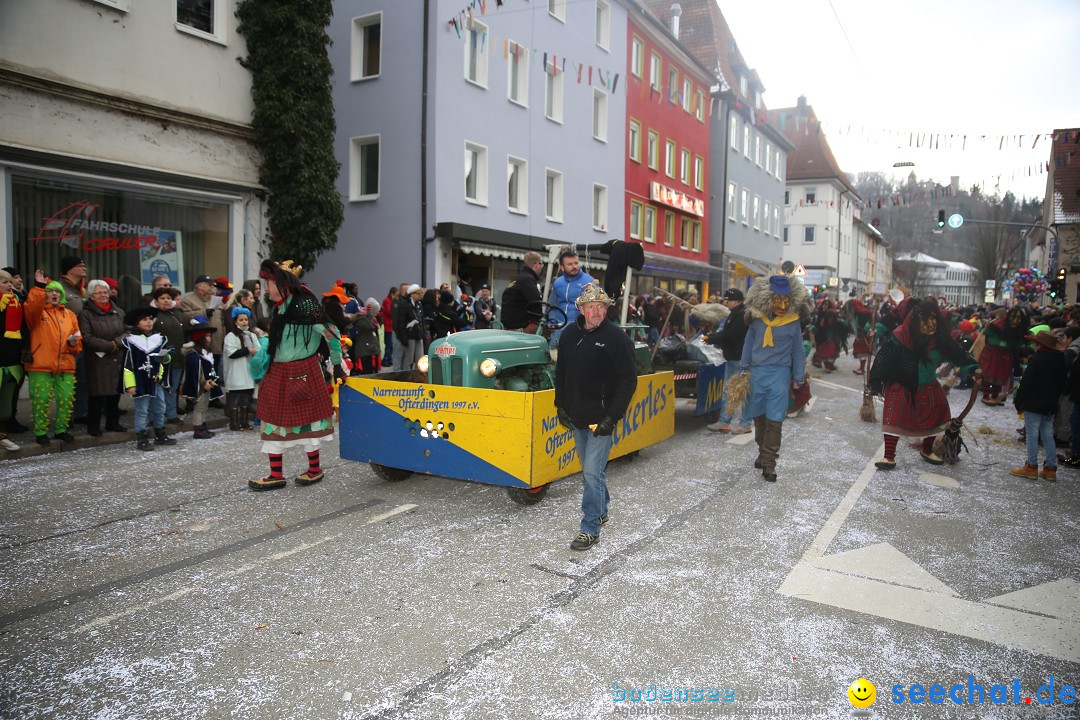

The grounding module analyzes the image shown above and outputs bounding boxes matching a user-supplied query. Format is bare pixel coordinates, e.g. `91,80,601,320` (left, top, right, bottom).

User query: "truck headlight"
417,355,429,373
479,358,500,378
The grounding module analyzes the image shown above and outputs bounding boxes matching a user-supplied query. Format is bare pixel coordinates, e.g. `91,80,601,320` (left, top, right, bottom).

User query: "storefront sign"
140,230,184,290
649,182,705,217
31,199,167,254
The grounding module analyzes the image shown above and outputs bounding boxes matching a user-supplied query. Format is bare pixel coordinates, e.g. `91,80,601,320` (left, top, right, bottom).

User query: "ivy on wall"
236,0,343,270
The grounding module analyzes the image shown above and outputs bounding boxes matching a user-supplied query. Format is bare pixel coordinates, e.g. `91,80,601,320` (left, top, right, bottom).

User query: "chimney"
796,95,808,117
670,3,682,39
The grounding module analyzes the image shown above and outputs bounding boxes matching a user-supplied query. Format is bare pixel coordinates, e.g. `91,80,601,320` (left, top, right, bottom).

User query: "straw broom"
726,370,751,419
859,308,877,422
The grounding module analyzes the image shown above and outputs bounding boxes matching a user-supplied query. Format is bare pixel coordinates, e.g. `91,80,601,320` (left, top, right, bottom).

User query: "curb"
1,416,235,460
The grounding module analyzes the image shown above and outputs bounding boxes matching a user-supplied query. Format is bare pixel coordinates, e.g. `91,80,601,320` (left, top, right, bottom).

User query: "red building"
624,9,714,297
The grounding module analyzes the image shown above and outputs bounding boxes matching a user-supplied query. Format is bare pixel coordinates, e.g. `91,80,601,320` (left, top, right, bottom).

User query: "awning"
458,241,525,262
640,250,723,278
458,241,604,271
727,253,774,277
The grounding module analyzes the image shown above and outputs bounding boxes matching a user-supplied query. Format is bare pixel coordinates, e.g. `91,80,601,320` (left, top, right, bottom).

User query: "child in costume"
223,306,259,431
846,292,875,375
248,259,345,491
738,275,810,482
978,306,1027,405
182,315,222,439
869,299,980,469
122,306,176,451
1010,330,1067,481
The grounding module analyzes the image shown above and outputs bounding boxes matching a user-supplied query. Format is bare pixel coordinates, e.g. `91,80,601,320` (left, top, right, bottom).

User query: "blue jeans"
133,385,166,433
572,427,614,536
717,361,746,428
1025,411,1055,467
164,365,183,420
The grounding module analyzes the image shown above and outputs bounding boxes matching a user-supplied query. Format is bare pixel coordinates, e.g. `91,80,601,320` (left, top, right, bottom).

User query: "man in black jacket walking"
555,282,638,550
707,287,751,434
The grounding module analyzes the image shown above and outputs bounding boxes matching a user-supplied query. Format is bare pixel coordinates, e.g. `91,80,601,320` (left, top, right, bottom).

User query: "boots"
193,424,215,439
753,416,766,469
228,407,240,431
1040,464,1057,482
1010,463,1039,479
760,419,783,482
154,428,177,446
239,405,253,431
136,431,154,451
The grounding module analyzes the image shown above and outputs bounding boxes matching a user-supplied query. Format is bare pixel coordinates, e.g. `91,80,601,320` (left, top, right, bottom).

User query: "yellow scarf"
761,313,800,347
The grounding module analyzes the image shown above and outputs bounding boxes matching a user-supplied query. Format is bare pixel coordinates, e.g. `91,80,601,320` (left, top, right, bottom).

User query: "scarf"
93,300,112,313
760,313,800,347
0,293,21,339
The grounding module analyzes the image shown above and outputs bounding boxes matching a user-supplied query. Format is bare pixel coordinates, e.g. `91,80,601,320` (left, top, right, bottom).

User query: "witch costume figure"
978,306,1027,406
845,292,875,375
737,274,810,482
869,299,980,469
810,298,848,373
249,259,346,491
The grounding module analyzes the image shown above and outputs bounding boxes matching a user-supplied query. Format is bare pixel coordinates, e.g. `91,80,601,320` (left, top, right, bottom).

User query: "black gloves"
333,364,348,385
593,417,617,437
557,407,574,430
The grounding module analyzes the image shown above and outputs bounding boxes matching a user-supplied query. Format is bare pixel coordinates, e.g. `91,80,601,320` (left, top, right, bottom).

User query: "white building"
895,252,980,306
0,0,267,308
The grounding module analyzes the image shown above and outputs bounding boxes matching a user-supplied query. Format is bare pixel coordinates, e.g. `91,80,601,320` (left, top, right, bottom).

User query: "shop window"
11,173,230,308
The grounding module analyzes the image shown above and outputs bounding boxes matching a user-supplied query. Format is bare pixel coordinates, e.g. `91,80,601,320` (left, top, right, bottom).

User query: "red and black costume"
978,307,1027,405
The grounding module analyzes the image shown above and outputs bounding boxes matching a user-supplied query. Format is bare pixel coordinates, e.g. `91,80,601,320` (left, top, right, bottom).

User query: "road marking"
726,431,756,446
778,446,1080,663
918,471,961,489
366,503,418,524
810,378,862,394
71,504,417,634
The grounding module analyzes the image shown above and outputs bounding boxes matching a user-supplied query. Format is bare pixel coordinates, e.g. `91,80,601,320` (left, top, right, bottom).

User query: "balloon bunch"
1009,267,1049,303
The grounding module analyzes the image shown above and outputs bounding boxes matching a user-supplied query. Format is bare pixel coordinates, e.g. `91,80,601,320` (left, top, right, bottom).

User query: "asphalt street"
1,355,1078,720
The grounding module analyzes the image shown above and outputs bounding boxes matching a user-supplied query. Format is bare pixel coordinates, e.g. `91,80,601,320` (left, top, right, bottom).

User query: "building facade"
0,0,267,310
641,0,790,295
314,0,627,300
895,252,980,306
1041,128,1080,304
623,8,714,297
775,99,861,300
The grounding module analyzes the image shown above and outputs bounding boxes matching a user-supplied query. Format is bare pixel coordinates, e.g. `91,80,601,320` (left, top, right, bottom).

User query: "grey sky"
718,0,1080,200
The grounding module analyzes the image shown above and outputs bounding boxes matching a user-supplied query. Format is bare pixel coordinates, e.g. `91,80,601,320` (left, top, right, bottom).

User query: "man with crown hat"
555,281,637,551
737,274,810,482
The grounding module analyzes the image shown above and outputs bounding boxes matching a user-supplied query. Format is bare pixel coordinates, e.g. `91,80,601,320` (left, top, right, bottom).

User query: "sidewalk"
1,384,233,459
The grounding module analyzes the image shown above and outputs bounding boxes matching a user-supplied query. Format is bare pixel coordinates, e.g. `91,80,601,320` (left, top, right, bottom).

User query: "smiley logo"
847,678,876,709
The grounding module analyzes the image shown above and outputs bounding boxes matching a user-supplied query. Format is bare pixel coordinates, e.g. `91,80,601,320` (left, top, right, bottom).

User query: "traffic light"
937,209,946,229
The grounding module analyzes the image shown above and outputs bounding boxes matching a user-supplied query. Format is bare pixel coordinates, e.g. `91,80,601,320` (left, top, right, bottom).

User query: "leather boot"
753,415,766,469
136,431,154,451
239,405,253,431
154,428,177,446
228,407,240,431
761,419,783,481
1040,464,1057,482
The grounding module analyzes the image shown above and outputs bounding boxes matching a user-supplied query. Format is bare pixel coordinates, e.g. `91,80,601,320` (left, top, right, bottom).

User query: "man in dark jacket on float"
555,282,638,551
707,287,751,434
500,251,544,332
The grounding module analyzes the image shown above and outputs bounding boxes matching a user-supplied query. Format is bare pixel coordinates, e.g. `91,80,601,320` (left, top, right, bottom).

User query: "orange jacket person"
24,270,83,445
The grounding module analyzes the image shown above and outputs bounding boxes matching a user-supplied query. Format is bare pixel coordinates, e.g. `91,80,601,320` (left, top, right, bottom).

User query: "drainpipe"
717,91,731,290
420,0,431,286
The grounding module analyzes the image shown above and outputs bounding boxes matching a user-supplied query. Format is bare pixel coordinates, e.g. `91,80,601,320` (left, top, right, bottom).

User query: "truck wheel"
371,463,412,482
508,484,549,505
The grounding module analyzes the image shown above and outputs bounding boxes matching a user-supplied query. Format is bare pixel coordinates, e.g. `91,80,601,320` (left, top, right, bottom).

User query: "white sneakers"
0,437,20,451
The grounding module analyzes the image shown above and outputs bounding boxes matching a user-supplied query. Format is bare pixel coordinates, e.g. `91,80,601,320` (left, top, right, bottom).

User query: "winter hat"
575,281,614,307
214,277,233,292
768,275,792,296
102,277,119,291
1,267,18,278
44,280,67,305
59,256,85,275
439,291,455,305
124,306,158,326
407,284,423,295
185,315,214,334
365,297,380,310
231,306,253,321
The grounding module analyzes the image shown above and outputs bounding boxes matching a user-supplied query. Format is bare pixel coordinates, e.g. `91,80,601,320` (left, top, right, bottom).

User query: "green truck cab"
419,329,556,391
